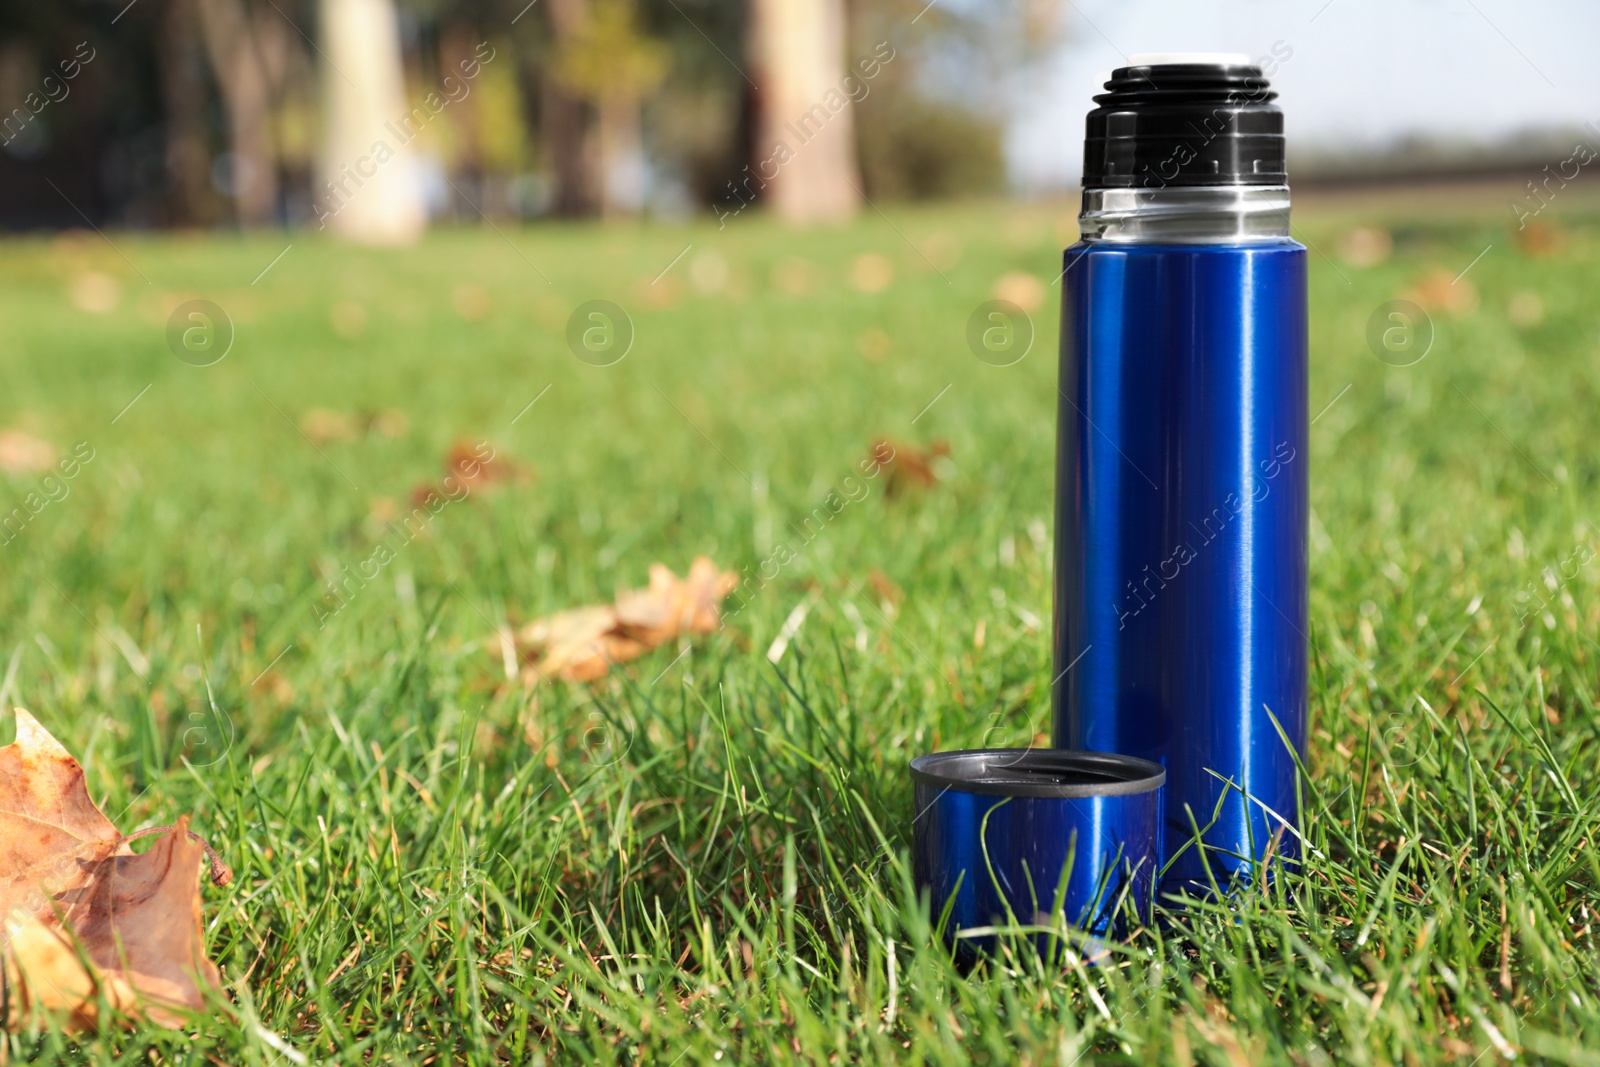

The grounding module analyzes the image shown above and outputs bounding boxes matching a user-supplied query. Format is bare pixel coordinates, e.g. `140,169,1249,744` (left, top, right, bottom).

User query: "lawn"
1,190,1598,1064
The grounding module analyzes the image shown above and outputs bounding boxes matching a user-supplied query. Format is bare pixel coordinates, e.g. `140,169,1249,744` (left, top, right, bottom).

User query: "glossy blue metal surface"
1052,240,1308,895
911,750,1164,952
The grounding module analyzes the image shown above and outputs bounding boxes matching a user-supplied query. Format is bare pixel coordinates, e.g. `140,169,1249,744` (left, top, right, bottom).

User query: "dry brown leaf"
410,441,528,505
444,441,525,492
867,569,904,607
855,328,892,362
681,556,740,634
300,408,411,445
850,253,894,293
0,710,229,1033
517,604,622,682
1515,219,1567,258
613,565,683,648
5,817,220,1030
0,710,123,923
452,284,493,321
299,408,363,445
616,557,738,644
1336,226,1393,268
507,557,737,685
992,271,1045,312
1405,267,1477,317
67,272,121,314
0,430,57,475
874,438,950,496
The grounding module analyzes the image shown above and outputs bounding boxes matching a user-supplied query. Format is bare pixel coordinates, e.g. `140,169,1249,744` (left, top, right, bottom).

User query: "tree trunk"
747,0,858,225
318,0,427,244
196,0,279,225
543,0,597,217
439,28,486,218
540,82,594,216
597,94,644,217
159,0,217,227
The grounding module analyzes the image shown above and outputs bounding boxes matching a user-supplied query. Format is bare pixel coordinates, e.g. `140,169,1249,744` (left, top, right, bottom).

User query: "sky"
1007,0,1600,191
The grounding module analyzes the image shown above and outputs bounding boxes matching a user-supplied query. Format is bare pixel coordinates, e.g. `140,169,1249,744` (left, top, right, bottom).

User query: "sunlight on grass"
1,197,1598,1063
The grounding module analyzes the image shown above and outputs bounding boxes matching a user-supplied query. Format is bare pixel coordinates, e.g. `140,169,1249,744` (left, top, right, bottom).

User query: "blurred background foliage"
0,0,1036,232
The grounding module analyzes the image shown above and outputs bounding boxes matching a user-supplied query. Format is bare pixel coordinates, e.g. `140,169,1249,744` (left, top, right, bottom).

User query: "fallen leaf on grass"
616,558,735,645
300,408,410,445
67,272,121,315
517,604,635,683
1336,226,1392,268
635,280,682,310
771,257,816,295
856,328,893,362
0,430,57,474
0,709,231,1033
867,569,904,612
850,253,894,293
330,300,367,338
1514,219,1567,258
452,284,494,321
992,271,1045,312
1507,290,1545,328
872,438,950,496
409,441,529,505
444,441,524,492
507,557,737,684
1404,268,1477,317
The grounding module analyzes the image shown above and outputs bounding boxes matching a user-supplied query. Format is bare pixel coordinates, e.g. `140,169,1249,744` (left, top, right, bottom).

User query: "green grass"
1,193,1599,1064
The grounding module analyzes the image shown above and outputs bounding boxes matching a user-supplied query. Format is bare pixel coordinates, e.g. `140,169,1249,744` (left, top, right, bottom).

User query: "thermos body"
1053,241,1308,891
1051,55,1309,895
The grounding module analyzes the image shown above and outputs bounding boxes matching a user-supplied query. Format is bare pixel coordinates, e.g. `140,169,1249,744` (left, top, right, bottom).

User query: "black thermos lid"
1082,52,1286,190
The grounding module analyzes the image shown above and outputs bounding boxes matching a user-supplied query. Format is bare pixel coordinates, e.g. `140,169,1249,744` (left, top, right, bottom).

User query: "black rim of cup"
909,748,1166,799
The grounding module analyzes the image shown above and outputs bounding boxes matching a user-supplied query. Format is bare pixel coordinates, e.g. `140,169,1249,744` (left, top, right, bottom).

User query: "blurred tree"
439,25,486,186
468,51,527,175
856,89,1004,199
847,0,1057,202
633,0,746,212
539,0,593,215
746,0,858,224
0,5,170,228
548,0,667,216
196,0,288,224
158,0,222,226
319,0,427,243
0,0,1055,230
373,0,530,218
267,30,319,216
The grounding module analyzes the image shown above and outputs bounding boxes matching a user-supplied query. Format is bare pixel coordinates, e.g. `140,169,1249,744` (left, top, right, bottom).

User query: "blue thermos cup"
1052,55,1309,895
911,749,1165,952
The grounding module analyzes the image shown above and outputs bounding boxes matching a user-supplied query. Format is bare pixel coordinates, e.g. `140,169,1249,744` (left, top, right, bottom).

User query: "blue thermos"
1052,55,1309,895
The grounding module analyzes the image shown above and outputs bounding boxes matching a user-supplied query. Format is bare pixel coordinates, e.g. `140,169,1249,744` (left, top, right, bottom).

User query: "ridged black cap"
1083,59,1285,189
